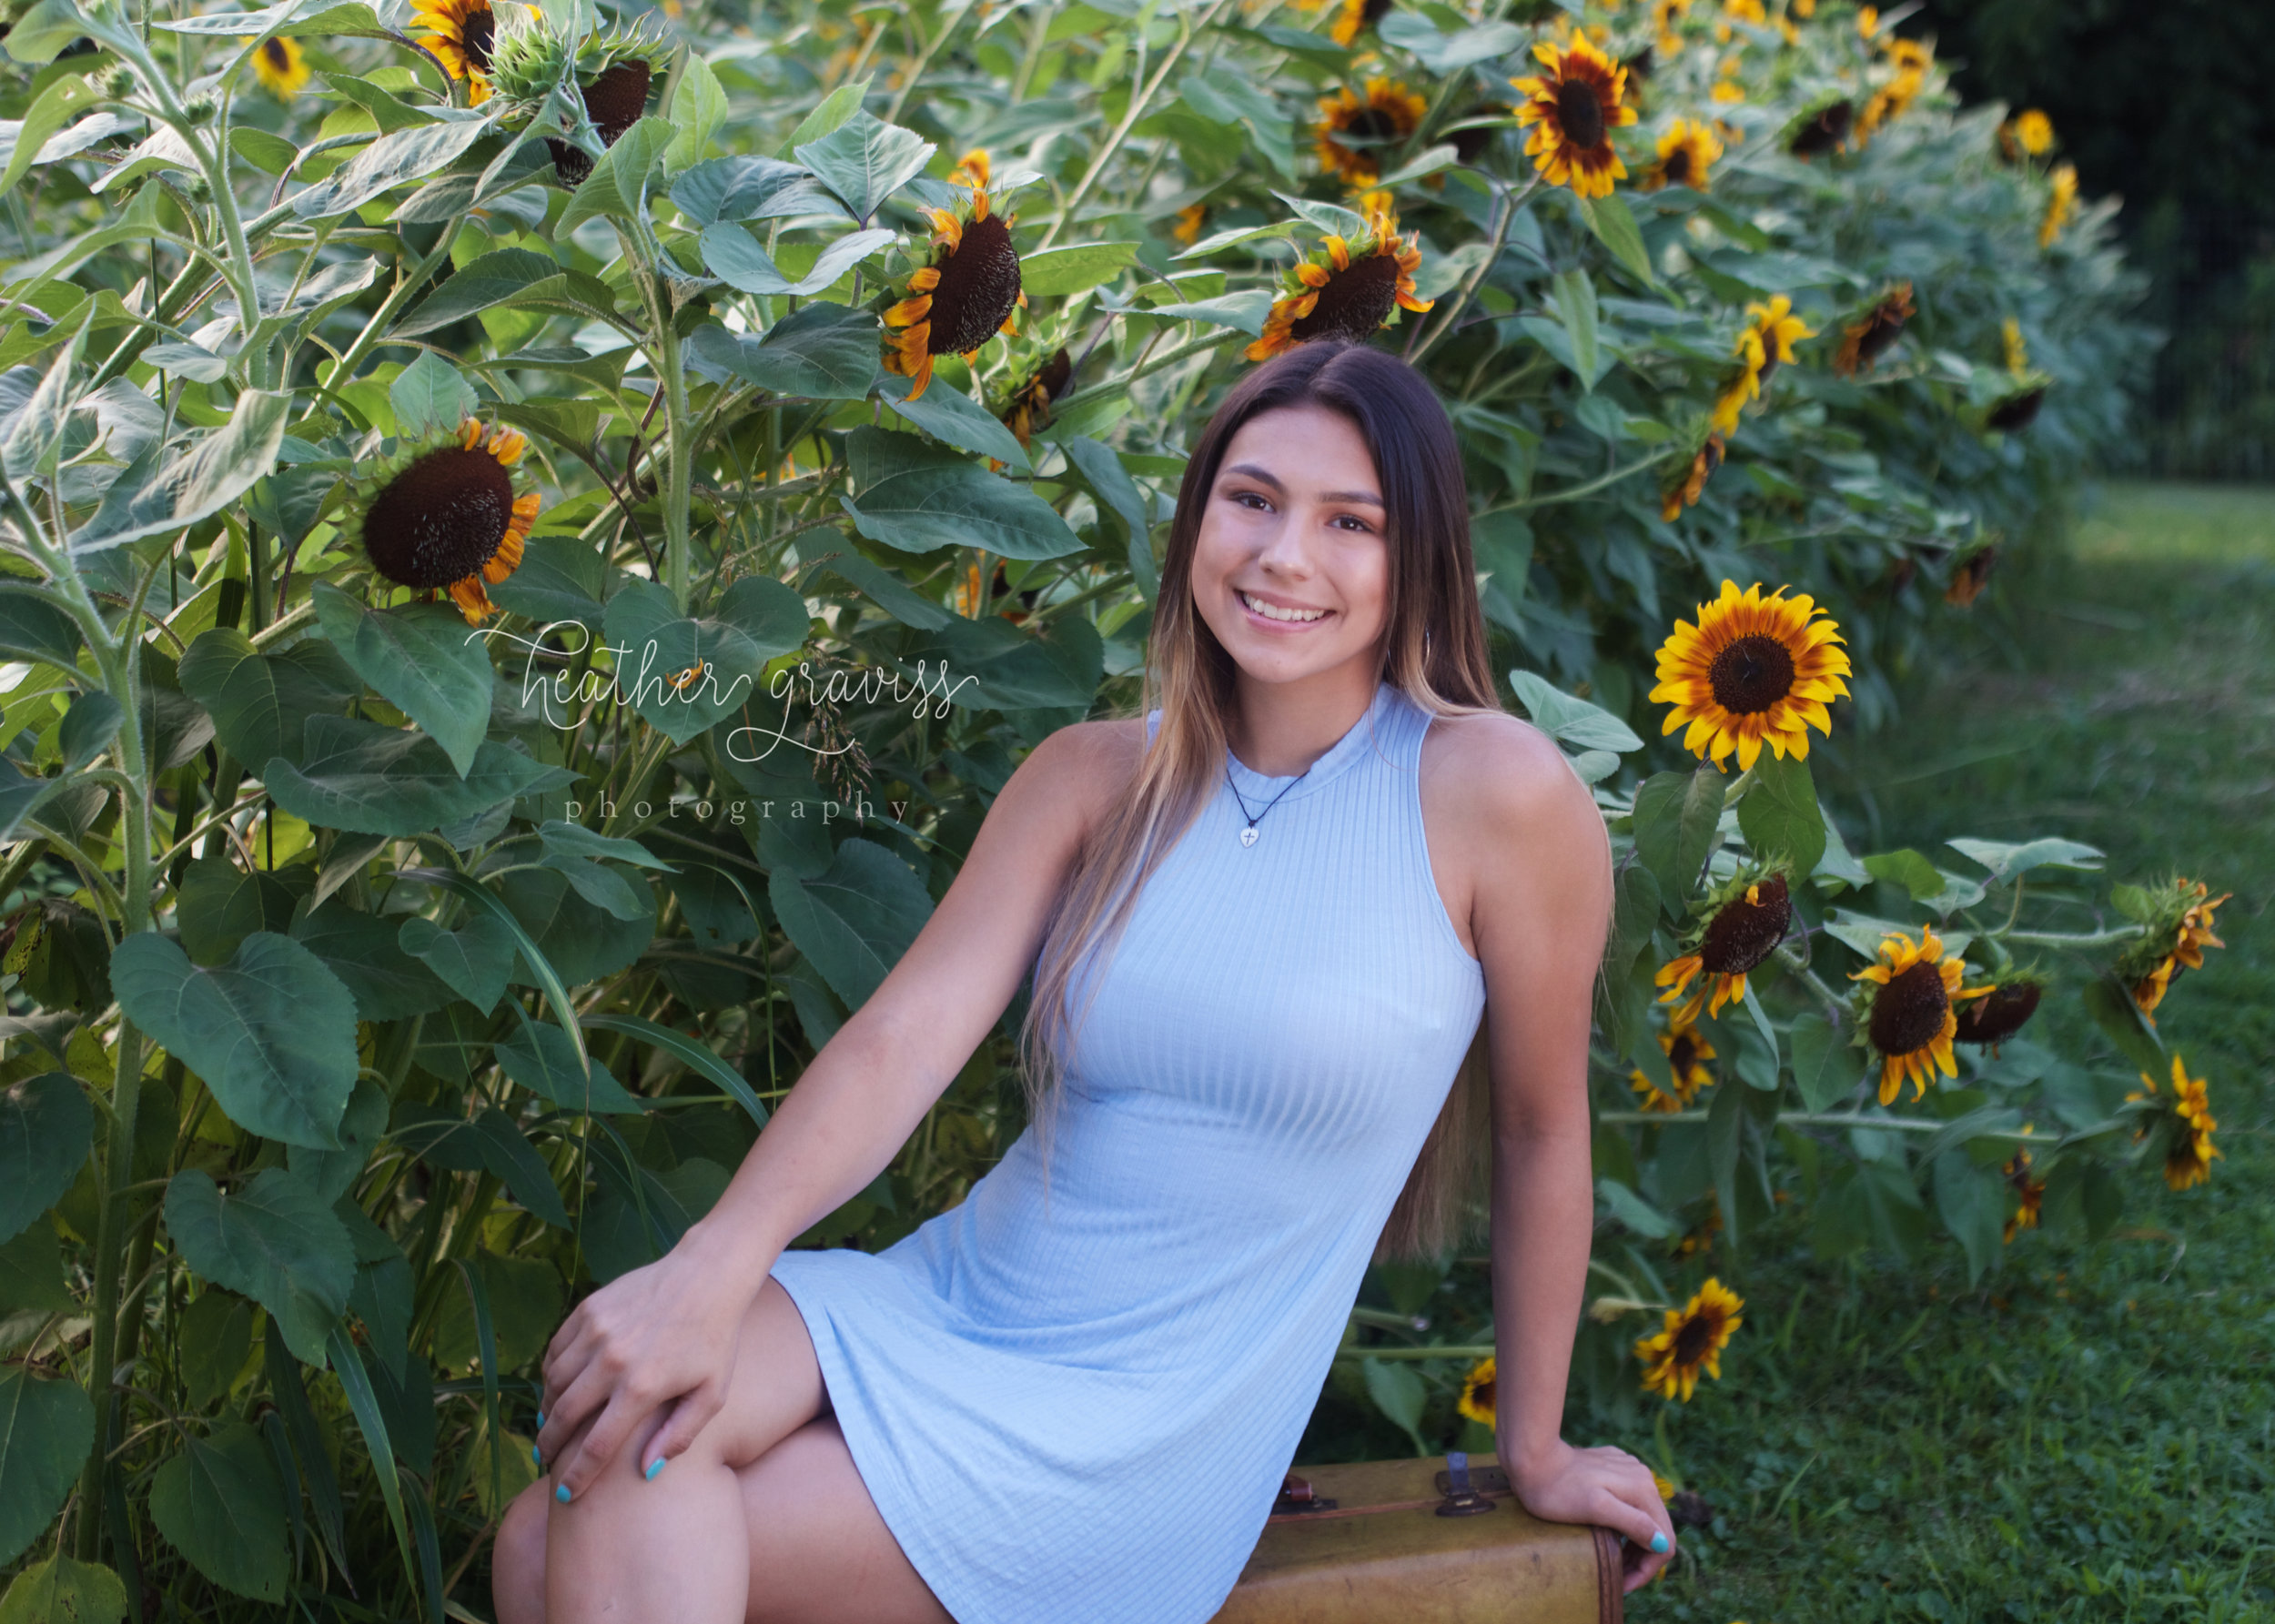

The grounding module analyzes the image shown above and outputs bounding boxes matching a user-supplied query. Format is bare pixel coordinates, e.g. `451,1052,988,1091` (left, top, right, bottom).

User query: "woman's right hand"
533,1238,763,1500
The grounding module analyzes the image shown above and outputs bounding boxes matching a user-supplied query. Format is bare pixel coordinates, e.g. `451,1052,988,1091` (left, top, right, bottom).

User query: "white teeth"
1241,591,1326,624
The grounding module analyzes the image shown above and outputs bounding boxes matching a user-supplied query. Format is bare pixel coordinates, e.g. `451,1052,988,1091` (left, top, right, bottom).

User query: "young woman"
494,338,1678,1624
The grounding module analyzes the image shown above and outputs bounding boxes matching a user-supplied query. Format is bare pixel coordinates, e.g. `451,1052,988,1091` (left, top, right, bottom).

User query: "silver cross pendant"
1239,825,1259,847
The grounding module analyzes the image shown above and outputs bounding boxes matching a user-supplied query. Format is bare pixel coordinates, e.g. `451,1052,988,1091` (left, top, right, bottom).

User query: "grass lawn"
1627,479,2275,1622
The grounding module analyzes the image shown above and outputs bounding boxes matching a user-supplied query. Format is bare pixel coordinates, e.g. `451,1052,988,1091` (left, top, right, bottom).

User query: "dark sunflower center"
1035,348,1073,401
362,444,513,590
1347,109,1402,144
1987,388,2045,430
1956,980,2040,1044
1290,249,1401,345
549,60,653,186
462,6,494,73
1698,873,1790,975
927,212,1024,357
1706,632,1796,715
1859,306,1906,360
1663,146,1694,184
1556,76,1607,148
1669,1034,1698,1073
262,37,290,68
1671,1312,1718,1365
1869,961,1950,1057
1469,1374,1495,1410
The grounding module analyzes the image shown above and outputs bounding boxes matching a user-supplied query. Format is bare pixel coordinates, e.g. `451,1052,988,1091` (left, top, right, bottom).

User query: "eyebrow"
1220,462,1385,508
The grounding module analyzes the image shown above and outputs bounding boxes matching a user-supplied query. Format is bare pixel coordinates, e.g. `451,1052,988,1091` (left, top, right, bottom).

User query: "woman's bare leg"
500,1276,827,1624
492,1276,956,1624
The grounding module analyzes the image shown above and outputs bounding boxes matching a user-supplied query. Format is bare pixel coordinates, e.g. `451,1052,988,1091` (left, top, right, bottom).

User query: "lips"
1238,589,1331,627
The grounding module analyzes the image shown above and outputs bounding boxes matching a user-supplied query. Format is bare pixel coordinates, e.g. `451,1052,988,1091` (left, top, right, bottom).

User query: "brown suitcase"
1210,1451,1624,1624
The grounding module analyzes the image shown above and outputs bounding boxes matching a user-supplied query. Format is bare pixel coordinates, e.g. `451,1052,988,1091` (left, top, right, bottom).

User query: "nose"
1254,509,1315,579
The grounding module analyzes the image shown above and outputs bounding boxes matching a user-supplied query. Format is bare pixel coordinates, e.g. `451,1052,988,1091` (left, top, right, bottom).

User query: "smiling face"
1188,402,1391,688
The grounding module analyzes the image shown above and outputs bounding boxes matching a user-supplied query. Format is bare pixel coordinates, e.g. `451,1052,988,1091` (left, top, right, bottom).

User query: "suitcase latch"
1434,1451,1499,1517
1272,1472,1338,1514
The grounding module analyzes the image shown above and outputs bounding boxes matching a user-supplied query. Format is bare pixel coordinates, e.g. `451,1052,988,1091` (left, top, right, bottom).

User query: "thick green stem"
656,301,696,608
1998,925,2144,947
1596,1110,2051,1141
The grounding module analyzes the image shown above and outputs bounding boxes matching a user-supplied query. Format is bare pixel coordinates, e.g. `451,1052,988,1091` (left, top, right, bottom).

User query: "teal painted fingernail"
531,1444,542,1467
1650,1531,1670,1554
536,1409,546,1427
645,1458,664,1481
555,1484,571,1504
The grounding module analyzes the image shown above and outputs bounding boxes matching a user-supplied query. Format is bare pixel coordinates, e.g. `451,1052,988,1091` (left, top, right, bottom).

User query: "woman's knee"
491,1479,552,1624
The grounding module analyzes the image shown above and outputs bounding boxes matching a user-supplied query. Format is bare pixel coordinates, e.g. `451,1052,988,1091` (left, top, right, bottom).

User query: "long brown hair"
1016,340,1507,1264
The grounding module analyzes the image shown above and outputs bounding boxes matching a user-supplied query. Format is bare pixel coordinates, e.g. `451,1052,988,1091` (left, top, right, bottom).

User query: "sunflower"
1856,3,1879,36
1630,1018,1717,1111
247,33,312,97
1787,96,1853,157
1456,1356,1496,1427
883,151,1026,402
2039,161,2078,248
2001,1146,2045,1244
1661,432,1724,522
414,0,497,101
999,348,1072,449
1654,869,1792,1025
1955,973,2042,1050
1246,200,1432,362
1642,116,1724,191
1329,0,1391,47
1650,579,1849,771
2128,1054,2220,1191
1833,281,1914,378
1674,1204,1720,1256
1710,296,1815,434
489,13,667,186
1848,925,1996,1105
1448,101,1511,165
1944,541,1997,607
2001,317,2028,376
1173,203,1209,247
1511,35,1638,200
1715,0,1764,41
1633,1277,1743,1402
1653,0,1692,53
339,419,541,626
1997,107,2053,162
1854,60,1925,146
1314,78,1429,188
2120,877,2230,1024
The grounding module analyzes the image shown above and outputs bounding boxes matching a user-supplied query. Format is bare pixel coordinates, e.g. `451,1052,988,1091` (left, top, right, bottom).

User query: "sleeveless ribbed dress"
765,678,1488,1624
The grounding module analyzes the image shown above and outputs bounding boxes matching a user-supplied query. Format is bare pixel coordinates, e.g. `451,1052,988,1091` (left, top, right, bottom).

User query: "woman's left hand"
1502,1437,1677,1594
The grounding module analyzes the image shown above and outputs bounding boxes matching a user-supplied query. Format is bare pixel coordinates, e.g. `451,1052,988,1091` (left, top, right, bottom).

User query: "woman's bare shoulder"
995,714,1148,844
1421,706,1593,825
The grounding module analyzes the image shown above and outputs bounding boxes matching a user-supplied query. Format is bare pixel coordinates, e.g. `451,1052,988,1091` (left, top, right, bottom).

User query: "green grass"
1625,481,2275,1621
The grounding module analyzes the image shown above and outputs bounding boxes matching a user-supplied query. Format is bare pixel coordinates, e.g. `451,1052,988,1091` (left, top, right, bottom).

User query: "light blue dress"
767,678,1489,1623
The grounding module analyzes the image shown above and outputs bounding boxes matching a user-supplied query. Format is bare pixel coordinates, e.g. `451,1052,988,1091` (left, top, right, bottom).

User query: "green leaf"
1360,1357,1431,1457
662,52,726,176
683,302,880,400
1785,1014,1855,1111
1943,836,2104,883
0,1367,92,1566
541,853,650,919
291,900,454,1021
1861,846,1946,903
1632,765,1725,913
877,370,1030,471
556,116,677,237
0,1223,71,1316
2,0,92,65
0,588,82,668
539,821,670,869
581,1013,770,1129
0,1554,128,1624
1019,241,1143,297
113,932,359,1149
782,76,871,155
671,154,843,225
177,628,358,772
1552,268,1600,394
1933,1150,2005,1286
602,575,809,744
894,610,1098,711
840,426,1083,560
312,585,495,779
70,391,290,555
1737,750,1826,878
494,1013,646,1115
147,1422,290,1602
2082,976,2166,1074
698,223,895,298
293,114,497,220
263,715,576,838
56,691,120,772
768,837,934,1011
1577,193,1657,286
1596,1175,1675,1238
0,1073,90,1246
177,1292,256,1408
392,247,609,338
0,74,102,205
1707,1074,1745,1247
468,1108,570,1226
1057,435,1151,546
1139,288,1274,335
164,1168,354,1365
386,349,478,439
398,912,515,1015
324,1328,418,1585
1507,669,1643,752
1377,11,1526,70
813,548,952,630
485,532,620,623
794,110,934,223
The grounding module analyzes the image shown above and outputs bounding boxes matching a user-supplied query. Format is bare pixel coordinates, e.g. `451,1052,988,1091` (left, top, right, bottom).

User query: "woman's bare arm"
534,715,1139,1495
1432,712,1676,1591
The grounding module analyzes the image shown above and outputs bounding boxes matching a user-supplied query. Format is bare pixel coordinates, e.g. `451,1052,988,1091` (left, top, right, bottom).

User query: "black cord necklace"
1224,757,1312,848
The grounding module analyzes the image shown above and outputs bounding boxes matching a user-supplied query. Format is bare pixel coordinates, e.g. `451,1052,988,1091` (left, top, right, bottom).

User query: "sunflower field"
0,0,2216,1609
